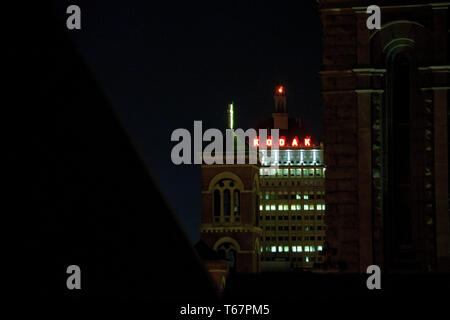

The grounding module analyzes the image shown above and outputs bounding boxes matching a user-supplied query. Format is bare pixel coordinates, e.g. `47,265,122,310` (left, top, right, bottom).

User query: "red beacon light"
277,86,284,94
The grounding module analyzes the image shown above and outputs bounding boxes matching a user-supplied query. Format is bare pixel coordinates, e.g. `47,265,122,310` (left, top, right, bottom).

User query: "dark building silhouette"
7,2,216,301
319,0,450,272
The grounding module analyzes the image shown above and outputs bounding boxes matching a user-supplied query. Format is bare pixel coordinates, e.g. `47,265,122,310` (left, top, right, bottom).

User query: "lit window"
309,205,314,210
265,205,270,211
305,246,310,252
309,169,314,176
265,193,270,200
296,193,301,200
304,194,309,200
260,205,263,211
323,204,326,210
292,246,297,252
316,168,322,176
297,246,302,252
296,169,301,176
291,204,296,210
271,204,276,210
304,205,309,210
260,247,263,253
284,246,289,252
284,204,289,210
278,204,283,211
296,204,301,210
290,169,295,176
311,246,315,252
318,246,323,251
283,169,288,176
306,256,310,262
278,246,283,252
271,246,277,253
277,169,282,176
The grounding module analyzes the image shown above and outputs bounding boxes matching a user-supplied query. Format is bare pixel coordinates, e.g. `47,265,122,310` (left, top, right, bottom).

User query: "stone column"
356,90,373,272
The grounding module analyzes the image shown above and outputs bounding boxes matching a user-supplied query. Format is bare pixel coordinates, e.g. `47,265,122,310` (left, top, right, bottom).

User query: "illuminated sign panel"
252,136,314,148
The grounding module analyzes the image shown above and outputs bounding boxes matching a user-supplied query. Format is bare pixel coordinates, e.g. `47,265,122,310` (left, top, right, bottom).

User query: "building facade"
258,145,326,270
319,0,450,272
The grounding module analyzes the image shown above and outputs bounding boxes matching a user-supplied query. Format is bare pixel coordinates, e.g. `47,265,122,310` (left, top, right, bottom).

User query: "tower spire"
227,102,234,129
274,85,287,113
273,85,288,129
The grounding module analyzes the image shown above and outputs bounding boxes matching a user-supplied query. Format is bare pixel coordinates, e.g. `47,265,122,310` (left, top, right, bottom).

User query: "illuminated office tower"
256,86,326,271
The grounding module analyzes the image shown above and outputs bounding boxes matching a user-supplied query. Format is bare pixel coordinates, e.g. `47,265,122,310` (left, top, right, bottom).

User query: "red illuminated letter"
292,137,299,147
279,137,286,147
253,137,260,147
266,137,272,147
304,137,311,147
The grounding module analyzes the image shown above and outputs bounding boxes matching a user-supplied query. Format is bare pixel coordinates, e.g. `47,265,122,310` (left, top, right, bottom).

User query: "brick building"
319,0,450,272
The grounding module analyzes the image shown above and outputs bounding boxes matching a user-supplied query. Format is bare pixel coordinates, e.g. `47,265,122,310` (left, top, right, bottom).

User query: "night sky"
53,0,323,243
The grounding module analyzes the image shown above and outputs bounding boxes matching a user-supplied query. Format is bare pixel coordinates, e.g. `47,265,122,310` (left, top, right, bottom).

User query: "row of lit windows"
263,245,323,253
262,257,322,263
260,180,323,187
264,236,325,241
260,168,325,178
260,204,326,211
261,214,324,221
261,192,324,200
262,225,325,231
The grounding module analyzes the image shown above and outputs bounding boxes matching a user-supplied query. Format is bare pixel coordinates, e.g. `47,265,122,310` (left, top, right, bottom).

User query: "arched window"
212,178,242,224
217,242,237,271
391,54,412,244
385,50,416,268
